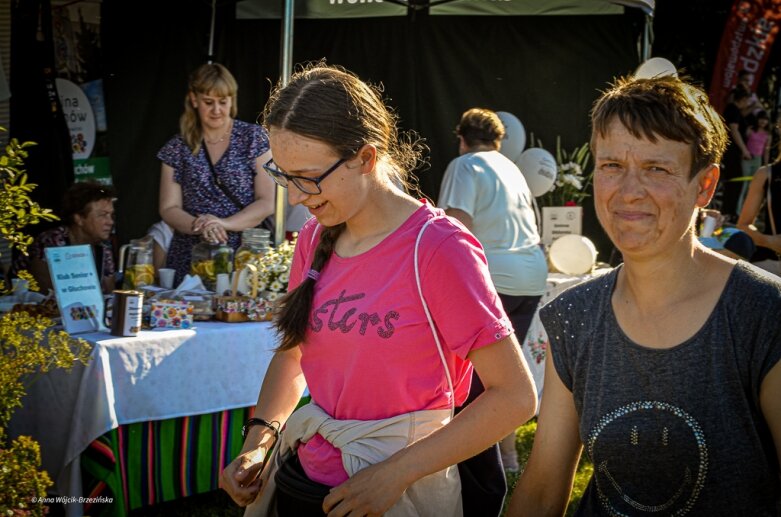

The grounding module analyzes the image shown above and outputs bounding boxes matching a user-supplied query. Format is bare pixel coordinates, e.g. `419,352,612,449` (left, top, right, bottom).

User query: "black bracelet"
242,417,281,441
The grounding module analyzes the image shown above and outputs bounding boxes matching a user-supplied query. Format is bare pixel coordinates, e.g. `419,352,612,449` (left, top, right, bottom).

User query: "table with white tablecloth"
9,321,278,516
520,269,613,404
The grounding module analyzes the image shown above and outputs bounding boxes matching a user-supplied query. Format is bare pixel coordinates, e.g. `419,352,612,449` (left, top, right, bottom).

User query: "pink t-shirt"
747,129,769,157
288,203,513,486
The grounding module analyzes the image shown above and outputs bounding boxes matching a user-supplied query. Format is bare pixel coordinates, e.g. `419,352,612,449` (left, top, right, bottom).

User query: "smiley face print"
586,401,708,516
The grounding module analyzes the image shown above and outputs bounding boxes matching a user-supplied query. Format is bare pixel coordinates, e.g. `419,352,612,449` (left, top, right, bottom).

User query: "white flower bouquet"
254,235,296,302
538,138,593,207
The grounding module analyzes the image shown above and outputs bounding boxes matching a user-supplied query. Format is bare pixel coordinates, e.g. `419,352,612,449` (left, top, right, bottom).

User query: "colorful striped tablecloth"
9,321,279,517
80,406,251,516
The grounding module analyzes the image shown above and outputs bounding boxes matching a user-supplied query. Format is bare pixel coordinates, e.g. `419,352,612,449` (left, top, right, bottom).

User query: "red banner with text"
709,0,781,113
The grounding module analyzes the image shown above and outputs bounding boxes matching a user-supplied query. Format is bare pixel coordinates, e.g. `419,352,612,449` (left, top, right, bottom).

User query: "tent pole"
208,0,216,63
281,0,294,86
274,0,295,245
641,13,652,61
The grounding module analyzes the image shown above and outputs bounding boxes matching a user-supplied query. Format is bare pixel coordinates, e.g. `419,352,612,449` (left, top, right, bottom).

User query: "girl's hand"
323,461,409,517
220,446,268,506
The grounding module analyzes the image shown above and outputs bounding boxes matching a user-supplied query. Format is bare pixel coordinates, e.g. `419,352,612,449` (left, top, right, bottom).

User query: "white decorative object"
496,111,526,162
634,57,678,79
549,234,598,275
516,147,557,197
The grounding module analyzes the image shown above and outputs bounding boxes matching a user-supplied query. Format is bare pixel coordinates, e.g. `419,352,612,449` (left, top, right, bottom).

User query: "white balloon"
516,147,557,197
496,111,526,162
549,234,598,275
634,57,678,79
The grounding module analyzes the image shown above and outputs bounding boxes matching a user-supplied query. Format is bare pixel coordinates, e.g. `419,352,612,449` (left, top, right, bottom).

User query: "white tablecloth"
9,320,278,514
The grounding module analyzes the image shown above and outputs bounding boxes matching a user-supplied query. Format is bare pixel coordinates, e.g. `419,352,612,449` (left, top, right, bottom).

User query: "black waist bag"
274,454,330,516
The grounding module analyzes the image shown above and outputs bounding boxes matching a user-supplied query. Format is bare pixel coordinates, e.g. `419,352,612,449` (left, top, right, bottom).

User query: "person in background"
737,135,781,277
158,62,275,284
735,69,764,116
220,64,537,516
720,86,753,220
438,108,547,476
738,110,773,214
697,208,756,262
508,75,780,515
9,181,117,294
146,220,173,272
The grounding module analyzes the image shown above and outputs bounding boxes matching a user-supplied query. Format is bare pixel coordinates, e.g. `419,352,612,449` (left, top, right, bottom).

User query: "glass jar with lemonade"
235,228,272,272
191,242,234,292
120,236,155,290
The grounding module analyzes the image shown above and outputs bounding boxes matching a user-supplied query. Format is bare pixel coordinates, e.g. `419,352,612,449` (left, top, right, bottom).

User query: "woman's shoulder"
37,225,69,245
415,204,476,245
412,204,491,269
157,134,189,161
541,269,617,321
233,119,259,132
233,119,268,139
232,120,269,154
294,217,322,256
727,262,781,304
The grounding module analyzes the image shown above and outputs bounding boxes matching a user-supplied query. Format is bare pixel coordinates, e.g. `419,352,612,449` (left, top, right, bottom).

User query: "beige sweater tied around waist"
244,402,463,517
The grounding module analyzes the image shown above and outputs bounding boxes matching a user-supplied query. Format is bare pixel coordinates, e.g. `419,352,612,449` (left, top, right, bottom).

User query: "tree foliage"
0,131,58,259
0,128,92,515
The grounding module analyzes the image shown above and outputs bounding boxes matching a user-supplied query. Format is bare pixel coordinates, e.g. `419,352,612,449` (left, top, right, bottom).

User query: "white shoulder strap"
414,217,455,416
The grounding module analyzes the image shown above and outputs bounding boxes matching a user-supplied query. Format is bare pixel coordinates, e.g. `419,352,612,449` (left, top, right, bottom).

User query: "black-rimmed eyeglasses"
263,155,353,195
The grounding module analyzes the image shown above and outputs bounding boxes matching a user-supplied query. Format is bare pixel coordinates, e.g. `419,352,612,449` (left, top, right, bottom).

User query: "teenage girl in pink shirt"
739,110,772,213
220,64,537,516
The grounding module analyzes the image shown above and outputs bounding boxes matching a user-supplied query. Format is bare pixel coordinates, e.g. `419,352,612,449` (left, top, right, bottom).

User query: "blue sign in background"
45,245,106,334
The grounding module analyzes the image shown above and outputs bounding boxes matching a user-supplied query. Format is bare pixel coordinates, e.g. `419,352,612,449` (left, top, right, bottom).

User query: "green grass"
129,418,592,516
503,418,592,516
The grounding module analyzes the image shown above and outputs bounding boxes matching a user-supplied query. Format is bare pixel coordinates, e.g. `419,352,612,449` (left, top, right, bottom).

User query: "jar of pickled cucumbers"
234,228,272,272
191,242,234,292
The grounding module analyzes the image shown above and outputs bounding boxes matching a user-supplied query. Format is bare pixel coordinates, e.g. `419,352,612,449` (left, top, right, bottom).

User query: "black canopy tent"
235,0,656,243
101,0,648,253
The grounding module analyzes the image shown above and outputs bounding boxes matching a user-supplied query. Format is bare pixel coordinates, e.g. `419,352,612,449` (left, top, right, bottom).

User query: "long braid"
274,224,345,350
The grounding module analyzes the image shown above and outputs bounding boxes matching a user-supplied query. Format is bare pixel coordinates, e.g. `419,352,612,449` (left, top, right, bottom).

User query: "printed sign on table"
541,206,583,246
45,245,106,334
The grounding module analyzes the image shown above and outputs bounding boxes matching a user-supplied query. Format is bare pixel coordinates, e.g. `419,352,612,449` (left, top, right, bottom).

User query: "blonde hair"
180,63,238,154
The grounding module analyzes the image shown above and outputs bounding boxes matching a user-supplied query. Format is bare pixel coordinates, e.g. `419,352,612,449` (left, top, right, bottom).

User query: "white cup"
215,273,231,295
701,216,718,238
158,268,176,289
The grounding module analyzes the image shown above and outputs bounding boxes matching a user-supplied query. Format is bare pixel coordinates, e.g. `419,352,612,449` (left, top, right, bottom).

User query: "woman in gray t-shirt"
508,75,781,516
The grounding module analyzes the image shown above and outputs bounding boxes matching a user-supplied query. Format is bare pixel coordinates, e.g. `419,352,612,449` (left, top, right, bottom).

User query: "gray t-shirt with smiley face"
542,262,781,516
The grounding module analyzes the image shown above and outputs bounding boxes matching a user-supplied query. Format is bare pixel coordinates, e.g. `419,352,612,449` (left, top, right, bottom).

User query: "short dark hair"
61,181,116,225
591,76,727,179
456,108,505,149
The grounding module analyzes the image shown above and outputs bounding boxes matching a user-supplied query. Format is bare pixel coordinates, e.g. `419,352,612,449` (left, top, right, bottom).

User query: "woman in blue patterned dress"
158,63,275,285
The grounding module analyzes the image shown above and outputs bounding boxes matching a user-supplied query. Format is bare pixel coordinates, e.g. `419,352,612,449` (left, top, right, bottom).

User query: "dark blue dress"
157,120,270,284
